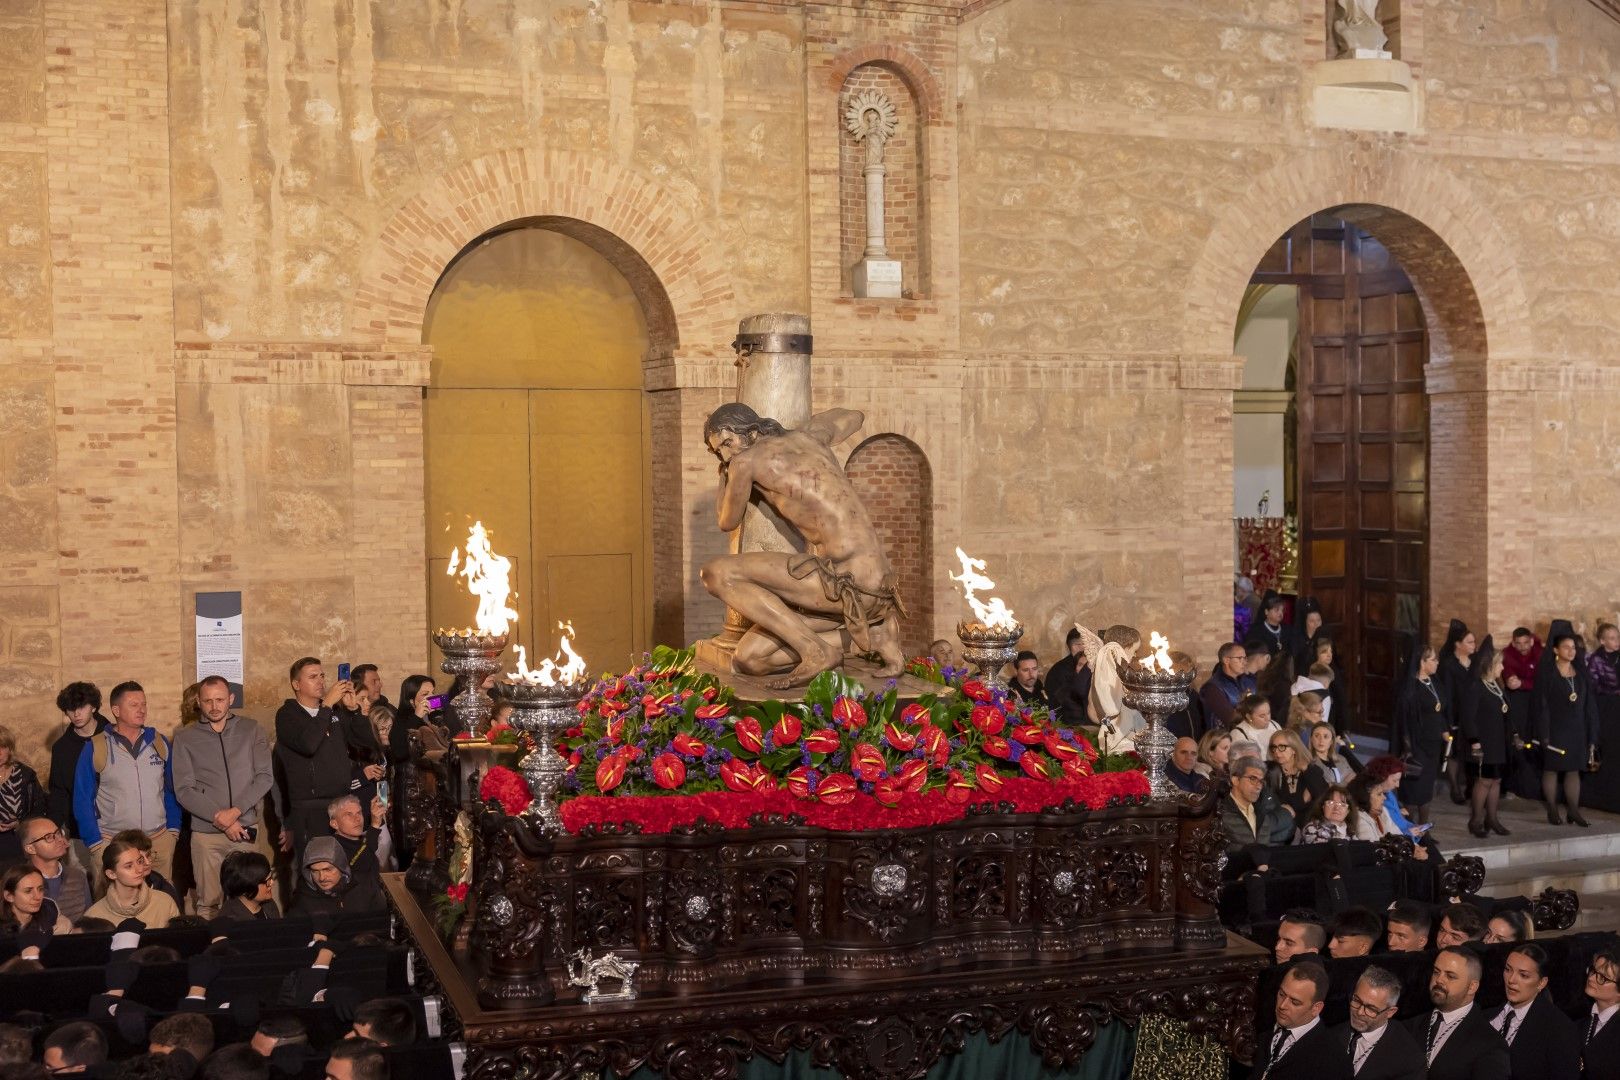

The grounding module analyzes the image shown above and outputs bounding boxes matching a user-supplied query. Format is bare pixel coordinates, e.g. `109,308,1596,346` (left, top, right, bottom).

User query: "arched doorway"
844,435,934,658
422,222,657,673
1235,212,1440,736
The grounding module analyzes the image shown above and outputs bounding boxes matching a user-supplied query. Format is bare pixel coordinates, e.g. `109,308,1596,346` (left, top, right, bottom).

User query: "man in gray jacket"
172,675,274,919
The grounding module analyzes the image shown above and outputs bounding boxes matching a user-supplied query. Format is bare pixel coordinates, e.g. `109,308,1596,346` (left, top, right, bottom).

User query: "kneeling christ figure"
700,403,907,689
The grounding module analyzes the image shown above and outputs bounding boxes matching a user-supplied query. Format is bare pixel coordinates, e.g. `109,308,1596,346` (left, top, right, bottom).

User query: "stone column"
701,314,813,663
846,90,902,299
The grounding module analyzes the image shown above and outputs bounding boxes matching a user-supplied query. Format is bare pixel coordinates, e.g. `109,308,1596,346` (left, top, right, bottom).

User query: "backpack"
89,729,170,774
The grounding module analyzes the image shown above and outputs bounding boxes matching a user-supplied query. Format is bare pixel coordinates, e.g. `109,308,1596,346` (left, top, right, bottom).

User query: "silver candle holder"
957,619,1024,690
1117,652,1196,801
492,677,591,832
433,630,509,738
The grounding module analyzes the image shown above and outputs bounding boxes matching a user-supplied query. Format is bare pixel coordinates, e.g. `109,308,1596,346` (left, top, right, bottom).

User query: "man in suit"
1410,946,1510,1080
1580,945,1620,1080
1493,943,1578,1080
1339,965,1425,1080
1253,960,1352,1080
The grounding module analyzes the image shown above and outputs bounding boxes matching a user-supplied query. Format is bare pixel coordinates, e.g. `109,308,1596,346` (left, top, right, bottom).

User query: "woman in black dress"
1459,637,1513,838
1534,628,1600,826
1437,619,1476,804
1392,643,1448,824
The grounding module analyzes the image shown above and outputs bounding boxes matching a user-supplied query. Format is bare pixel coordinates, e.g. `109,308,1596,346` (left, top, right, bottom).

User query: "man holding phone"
172,675,274,919
275,657,382,858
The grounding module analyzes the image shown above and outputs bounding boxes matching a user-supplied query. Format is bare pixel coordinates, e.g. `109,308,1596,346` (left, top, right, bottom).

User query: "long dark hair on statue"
703,402,787,444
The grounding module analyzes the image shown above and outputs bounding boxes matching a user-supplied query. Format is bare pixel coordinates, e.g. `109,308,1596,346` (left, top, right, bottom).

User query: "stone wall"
2,0,1620,772
845,434,934,658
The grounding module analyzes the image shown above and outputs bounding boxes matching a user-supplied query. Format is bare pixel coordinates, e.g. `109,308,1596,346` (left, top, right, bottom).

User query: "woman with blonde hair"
1266,728,1325,822
1194,728,1232,781
1305,720,1358,786
1286,690,1327,733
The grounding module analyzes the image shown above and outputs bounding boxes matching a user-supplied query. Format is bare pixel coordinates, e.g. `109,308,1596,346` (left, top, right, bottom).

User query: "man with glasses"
1337,966,1423,1079
1218,757,1291,853
19,816,92,922
1408,946,1509,1080
1496,943,1578,1080
1580,947,1620,1079
1201,641,1257,729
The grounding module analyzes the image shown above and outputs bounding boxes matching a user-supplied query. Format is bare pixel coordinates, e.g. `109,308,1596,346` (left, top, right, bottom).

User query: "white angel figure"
1076,623,1146,754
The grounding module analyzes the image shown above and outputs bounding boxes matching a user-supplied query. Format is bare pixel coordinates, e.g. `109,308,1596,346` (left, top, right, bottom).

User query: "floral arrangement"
453,719,522,745
480,766,533,817
530,645,1147,833
431,882,470,940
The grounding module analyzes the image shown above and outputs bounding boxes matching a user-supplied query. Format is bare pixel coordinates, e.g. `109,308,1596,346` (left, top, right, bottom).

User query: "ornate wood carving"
1438,853,1485,900
1532,886,1581,932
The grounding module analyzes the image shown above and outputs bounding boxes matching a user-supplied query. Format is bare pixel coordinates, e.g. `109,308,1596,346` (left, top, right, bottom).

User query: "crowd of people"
0,657,455,1079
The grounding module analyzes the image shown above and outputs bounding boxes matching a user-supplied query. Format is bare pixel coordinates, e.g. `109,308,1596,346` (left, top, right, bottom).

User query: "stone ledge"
1308,59,1422,135
175,342,432,386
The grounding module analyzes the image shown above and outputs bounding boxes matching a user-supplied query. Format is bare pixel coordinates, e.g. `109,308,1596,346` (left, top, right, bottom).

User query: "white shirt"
300,702,320,718
1426,1003,1472,1063
1347,1020,1388,1074
1495,1000,1532,1044
1590,1002,1619,1040
1269,1015,1320,1064
1234,719,1282,748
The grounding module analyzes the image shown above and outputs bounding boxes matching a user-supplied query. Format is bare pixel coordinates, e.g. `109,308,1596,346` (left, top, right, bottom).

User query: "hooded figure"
291,836,382,915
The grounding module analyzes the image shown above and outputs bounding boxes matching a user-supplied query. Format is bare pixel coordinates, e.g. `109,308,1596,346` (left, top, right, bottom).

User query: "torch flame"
513,622,588,687
1139,631,1173,673
447,521,518,636
949,547,1018,631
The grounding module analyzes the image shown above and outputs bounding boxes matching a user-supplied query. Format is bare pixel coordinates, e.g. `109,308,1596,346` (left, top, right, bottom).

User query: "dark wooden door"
1252,216,1428,736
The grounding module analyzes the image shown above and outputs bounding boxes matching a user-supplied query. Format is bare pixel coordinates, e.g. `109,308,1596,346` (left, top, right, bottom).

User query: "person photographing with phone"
172,675,274,920
274,657,385,860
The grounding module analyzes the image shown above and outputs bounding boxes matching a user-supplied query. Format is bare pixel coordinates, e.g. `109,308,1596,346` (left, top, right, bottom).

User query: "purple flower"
1007,741,1026,763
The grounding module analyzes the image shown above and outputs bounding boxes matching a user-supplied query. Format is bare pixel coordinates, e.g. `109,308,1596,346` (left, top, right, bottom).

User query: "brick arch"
348,147,737,361
1181,146,1533,363
845,434,934,658
825,44,944,124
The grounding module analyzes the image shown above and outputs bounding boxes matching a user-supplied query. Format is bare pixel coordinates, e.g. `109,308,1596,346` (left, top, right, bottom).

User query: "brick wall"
845,434,934,658
839,64,925,298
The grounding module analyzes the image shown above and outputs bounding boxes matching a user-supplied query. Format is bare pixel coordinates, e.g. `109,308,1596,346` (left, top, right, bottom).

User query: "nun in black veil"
1534,619,1600,826
1458,636,1513,838
1436,618,1477,804
1392,639,1448,825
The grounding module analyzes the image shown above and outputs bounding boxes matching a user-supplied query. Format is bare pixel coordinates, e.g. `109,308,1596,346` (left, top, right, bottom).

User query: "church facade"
2,0,1618,760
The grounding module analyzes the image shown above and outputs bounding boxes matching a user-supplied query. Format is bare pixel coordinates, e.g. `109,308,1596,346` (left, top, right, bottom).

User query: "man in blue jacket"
73,680,182,894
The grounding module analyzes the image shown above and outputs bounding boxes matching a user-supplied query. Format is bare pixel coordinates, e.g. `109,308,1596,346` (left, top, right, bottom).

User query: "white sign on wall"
195,591,244,708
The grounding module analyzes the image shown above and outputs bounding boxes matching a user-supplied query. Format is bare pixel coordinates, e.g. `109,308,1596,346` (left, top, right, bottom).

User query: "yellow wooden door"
528,390,646,673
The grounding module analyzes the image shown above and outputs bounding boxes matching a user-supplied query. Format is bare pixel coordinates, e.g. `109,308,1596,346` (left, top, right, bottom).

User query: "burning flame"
446,521,518,636
949,547,1018,631
512,622,588,687
1139,631,1173,673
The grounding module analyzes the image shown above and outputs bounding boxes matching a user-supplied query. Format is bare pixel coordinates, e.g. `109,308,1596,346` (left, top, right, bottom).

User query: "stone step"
1476,854,1620,899
1571,891,1620,933
1452,828,1620,872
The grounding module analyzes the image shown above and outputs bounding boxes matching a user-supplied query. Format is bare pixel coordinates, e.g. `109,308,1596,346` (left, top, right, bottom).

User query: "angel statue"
1076,623,1146,754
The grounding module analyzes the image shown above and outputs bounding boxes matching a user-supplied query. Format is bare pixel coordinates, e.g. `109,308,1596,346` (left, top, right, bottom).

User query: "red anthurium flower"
1061,759,1091,782
785,766,816,800
974,763,1005,794
899,703,930,726
920,724,946,759
598,697,628,717
701,686,718,703
971,705,1006,736
851,742,886,782
873,777,904,808
672,733,707,758
883,720,917,753
621,744,644,762
605,718,625,745
832,696,867,729
804,728,841,754
734,716,764,754
719,759,764,792
1019,751,1051,780
601,678,624,699
772,713,803,746
576,697,596,715
1010,724,1044,745
566,750,582,771
945,770,975,805
962,680,991,703
642,693,675,719
816,773,857,805
982,735,1011,759
695,702,730,720
896,758,928,793
595,752,629,792
1044,734,1082,761
651,753,687,790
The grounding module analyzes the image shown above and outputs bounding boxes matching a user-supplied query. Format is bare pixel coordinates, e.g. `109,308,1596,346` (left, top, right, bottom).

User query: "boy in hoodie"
292,836,383,915
275,658,383,859
173,675,275,919
73,681,183,891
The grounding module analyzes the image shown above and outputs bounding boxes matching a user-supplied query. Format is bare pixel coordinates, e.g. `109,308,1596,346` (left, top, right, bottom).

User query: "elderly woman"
1296,784,1358,844
1266,728,1326,822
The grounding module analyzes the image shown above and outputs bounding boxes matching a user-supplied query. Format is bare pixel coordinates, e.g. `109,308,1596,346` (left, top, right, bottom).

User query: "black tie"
1427,1012,1442,1054
1347,1030,1361,1062
1261,1027,1288,1079
1590,1010,1601,1046
1499,1007,1515,1043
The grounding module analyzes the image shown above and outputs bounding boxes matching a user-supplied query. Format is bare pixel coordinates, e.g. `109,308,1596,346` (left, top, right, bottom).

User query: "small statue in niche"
1334,0,1391,58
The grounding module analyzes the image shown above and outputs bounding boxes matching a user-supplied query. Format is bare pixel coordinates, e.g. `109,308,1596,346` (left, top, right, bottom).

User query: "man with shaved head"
1409,946,1509,1080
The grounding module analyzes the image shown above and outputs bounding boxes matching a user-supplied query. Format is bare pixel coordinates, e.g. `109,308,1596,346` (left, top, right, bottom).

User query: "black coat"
1438,650,1471,730
1252,1020,1352,1080
1534,663,1600,766
1459,678,1513,766
1394,677,1449,806
1497,995,1580,1080
1248,619,1304,661
1042,654,1092,726
1338,1018,1425,1080
274,700,376,808
1407,1005,1510,1080
48,720,106,837
1578,1003,1620,1080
